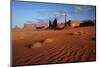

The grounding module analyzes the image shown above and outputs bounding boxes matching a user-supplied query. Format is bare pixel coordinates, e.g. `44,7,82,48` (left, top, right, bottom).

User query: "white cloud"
74,5,92,13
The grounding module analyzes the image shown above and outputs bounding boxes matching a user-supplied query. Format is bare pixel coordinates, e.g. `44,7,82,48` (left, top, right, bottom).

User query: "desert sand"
12,26,96,66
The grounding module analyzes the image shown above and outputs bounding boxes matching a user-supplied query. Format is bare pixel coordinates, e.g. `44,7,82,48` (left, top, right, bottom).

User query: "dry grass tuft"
44,38,55,43
31,42,42,48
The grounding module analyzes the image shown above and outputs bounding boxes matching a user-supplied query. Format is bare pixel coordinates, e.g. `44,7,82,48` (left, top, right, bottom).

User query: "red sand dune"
12,26,96,66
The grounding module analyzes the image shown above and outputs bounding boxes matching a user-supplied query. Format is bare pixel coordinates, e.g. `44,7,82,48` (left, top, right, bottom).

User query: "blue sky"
12,0,96,27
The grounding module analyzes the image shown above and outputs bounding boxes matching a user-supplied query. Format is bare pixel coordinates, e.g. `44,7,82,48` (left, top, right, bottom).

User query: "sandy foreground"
12,26,96,66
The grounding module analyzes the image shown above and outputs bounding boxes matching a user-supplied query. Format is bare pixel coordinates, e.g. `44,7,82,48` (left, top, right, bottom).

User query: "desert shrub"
48,20,53,29
52,18,58,29
91,37,96,41
64,22,67,27
67,20,71,27
79,20,95,27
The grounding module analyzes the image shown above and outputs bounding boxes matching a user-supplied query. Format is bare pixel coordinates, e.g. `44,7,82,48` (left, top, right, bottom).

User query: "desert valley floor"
12,26,96,66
